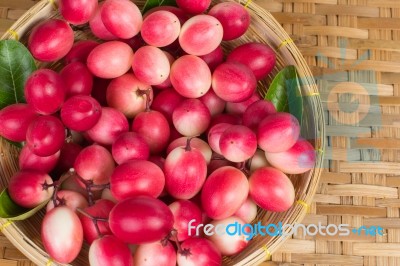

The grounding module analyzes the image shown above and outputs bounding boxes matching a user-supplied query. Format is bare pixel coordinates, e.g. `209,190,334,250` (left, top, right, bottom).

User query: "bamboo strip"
316,205,387,217
326,184,398,198
353,243,400,256
340,162,400,174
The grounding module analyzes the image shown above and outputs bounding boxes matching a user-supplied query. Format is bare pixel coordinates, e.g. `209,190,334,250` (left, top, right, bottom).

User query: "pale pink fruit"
179,15,223,56
41,206,83,263
134,241,176,266
201,166,249,220
249,167,295,212
265,138,316,174
170,55,212,98
219,125,257,163
207,216,250,255
89,235,133,266
257,112,300,153
212,62,257,103
234,197,258,223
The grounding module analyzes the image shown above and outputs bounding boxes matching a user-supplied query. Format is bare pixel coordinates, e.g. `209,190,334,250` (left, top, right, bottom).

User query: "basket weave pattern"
0,0,325,265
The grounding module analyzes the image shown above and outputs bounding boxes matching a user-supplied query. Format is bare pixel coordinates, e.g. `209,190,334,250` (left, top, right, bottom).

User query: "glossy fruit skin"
177,237,222,266
225,92,261,116
207,123,232,155
28,19,74,62
110,160,165,200
208,2,250,40
151,89,185,124
201,166,249,220
167,137,212,164
141,10,181,47
26,116,66,157
0,104,38,142
79,199,115,244
227,42,276,80
46,189,89,212
106,73,152,118
199,45,224,72
74,144,115,185
134,241,176,266
24,69,66,115
87,41,133,79
19,145,60,173
169,200,203,241
60,95,102,131
132,110,170,154
109,196,174,244
207,216,249,255
179,15,223,56
89,235,133,266
170,55,212,98
257,112,300,153
249,167,295,212
60,62,93,98
265,138,316,174
132,46,171,85
234,197,258,223
65,40,99,64
219,125,257,163
172,99,211,137
249,149,270,174
111,132,150,164
41,206,83,264
208,114,242,133
89,2,117,40
164,145,207,200
101,0,142,39
176,0,211,15
59,0,98,25
212,62,257,103
8,170,54,208
85,107,129,146
242,99,276,131
198,91,225,119
143,6,189,25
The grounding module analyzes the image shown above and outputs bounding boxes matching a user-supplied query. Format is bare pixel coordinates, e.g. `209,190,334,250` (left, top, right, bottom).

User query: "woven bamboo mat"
1,0,400,265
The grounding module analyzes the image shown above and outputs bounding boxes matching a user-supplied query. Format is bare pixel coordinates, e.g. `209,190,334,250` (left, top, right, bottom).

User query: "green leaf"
142,0,177,14
2,137,23,148
0,40,37,110
0,188,49,220
264,65,303,123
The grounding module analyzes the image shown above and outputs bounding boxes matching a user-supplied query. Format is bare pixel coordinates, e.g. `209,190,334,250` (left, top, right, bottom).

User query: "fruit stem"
238,161,250,177
185,137,193,152
76,207,108,238
51,182,61,207
170,229,184,254
75,175,110,206
65,128,73,143
138,88,152,112
211,154,225,160
42,181,57,190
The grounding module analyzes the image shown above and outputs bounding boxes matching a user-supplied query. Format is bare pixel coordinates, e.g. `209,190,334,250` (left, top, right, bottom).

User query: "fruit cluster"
0,0,316,265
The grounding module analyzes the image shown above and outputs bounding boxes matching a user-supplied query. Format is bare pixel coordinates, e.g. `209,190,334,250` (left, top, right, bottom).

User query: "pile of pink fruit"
0,0,316,265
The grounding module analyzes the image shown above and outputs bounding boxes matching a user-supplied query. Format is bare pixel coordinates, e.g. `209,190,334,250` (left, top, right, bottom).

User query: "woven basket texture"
0,0,324,264
2,0,400,265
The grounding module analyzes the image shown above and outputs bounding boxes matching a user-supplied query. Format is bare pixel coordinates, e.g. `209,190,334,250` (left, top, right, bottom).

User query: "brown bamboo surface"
0,0,399,265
